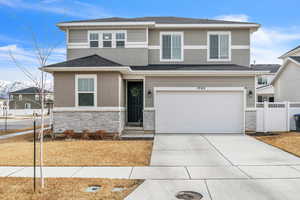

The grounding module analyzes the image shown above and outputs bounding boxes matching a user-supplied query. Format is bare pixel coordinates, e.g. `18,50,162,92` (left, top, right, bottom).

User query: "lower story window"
76,75,97,107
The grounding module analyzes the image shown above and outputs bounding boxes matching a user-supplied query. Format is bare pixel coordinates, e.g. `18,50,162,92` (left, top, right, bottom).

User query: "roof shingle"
250,64,281,73
44,54,123,68
60,16,258,25
10,87,52,94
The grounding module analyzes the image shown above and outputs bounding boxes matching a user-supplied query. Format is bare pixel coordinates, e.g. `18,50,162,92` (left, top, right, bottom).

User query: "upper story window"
257,76,268,85
160,32,183,62
88,31,126,48
75,74,97,107
35,94,39,101
116,33,125,48
208,32,231,61
19,94,22,101
89,33,99,48
103,33,112,48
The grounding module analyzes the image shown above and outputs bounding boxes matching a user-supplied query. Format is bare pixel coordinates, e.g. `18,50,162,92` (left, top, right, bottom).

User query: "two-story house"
9,87,53,110
42,17,266,134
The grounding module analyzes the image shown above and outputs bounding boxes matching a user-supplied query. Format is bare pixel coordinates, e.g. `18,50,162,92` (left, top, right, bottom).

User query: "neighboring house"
272,45,300,102
0,97,8,116
42,16,266,134
9,87,53,110
250,64,281,102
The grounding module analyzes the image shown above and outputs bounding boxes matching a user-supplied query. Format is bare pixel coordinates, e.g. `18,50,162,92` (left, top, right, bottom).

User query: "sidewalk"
0,129,35,140
2,165,300,180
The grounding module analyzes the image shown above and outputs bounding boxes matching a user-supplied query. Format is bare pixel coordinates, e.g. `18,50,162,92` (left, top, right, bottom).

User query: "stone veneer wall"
53,111,124,133
245,110,256,132
143,109,257,132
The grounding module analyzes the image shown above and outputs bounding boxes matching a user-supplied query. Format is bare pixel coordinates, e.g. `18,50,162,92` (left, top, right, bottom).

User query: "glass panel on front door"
127,81,143,125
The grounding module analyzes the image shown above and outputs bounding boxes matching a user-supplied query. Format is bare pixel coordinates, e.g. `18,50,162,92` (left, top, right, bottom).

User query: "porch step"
121,133,154,140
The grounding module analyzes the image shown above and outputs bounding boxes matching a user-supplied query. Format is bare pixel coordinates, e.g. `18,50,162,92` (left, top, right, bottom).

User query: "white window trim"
160,32,184,62
88,30,127,48
207,31,231,62
25,103,31,109
35,94,39,101
75,74,97,107
19,94,22,101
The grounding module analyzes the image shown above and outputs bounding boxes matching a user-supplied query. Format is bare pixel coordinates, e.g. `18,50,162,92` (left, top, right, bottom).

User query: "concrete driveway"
126,134,300,200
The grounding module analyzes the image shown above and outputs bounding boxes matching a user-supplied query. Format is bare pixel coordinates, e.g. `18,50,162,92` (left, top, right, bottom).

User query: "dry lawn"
255,132,300,157
0,177,142,200
0,133,153,166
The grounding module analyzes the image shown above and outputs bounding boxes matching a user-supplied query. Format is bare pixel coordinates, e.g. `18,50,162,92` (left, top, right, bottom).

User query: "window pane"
162,35,171,59
103,33,112,40
116,41,125,48
89,33,98,40
78,78,94,91
103,41,112,47
171,35,182,59
90,41,99,47
116,33,125,40
78,93,94,106
209,35,219,59
220,34,229,59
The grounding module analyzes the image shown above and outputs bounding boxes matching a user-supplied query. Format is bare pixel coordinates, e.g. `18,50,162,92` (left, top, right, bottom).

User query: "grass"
0,133,153,166
254,132,300,157
0,177,142,200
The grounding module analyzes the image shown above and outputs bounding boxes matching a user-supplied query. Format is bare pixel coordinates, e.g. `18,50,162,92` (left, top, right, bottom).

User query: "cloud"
251,27,300,64
216,14,300,64
215,14,249,22
0,0,110,18
0,44,65,81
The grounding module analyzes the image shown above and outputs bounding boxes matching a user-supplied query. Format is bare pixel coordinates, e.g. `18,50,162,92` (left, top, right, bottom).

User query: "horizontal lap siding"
54,72,121,107
145,76,255,108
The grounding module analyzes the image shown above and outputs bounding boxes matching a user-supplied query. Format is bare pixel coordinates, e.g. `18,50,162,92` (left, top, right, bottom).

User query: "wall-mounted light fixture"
248,90,253,98
147,89,152,97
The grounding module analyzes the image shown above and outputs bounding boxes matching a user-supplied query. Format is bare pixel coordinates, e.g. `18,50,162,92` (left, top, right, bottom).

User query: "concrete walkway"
2,134,300,199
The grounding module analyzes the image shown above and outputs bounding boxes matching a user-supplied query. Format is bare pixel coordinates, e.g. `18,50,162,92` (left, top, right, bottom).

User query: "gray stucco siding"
68,29,88,43
148,29,250,46
54,71,121,108
144,76,255,108
68,29,147,43
127,29,147,42
67,48,148,66
148,49,250,66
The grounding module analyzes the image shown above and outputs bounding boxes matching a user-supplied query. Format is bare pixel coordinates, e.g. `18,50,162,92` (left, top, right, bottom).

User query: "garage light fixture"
248,90,253,98
147,89,152,97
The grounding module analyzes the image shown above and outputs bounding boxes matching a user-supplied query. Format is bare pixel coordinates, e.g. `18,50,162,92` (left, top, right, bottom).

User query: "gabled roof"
271,56,300,85
60,16,257,25
10,87,52,94
131,64,256,71
250,64,281,73
279,45,300,59
43,54,123,68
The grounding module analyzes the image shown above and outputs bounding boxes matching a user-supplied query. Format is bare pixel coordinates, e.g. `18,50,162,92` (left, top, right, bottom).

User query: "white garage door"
155,87,245,133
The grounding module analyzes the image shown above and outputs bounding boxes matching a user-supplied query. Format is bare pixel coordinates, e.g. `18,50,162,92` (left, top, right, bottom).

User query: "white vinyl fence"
256,102,300,132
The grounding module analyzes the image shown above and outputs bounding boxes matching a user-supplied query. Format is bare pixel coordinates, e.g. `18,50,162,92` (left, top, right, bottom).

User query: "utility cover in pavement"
175,191,203,200
85,185,101,192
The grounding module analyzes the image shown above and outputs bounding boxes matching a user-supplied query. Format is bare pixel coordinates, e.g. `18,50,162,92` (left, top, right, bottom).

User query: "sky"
0,0,300,82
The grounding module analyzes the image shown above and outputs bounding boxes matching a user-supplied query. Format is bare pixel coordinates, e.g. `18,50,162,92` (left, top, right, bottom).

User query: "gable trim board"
279,46,300,59
271,57,300,85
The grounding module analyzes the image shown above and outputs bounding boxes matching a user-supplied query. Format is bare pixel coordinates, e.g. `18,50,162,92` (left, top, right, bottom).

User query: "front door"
127,81,143,125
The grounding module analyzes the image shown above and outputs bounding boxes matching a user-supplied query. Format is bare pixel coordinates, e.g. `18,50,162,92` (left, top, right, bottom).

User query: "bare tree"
9,33,58,188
